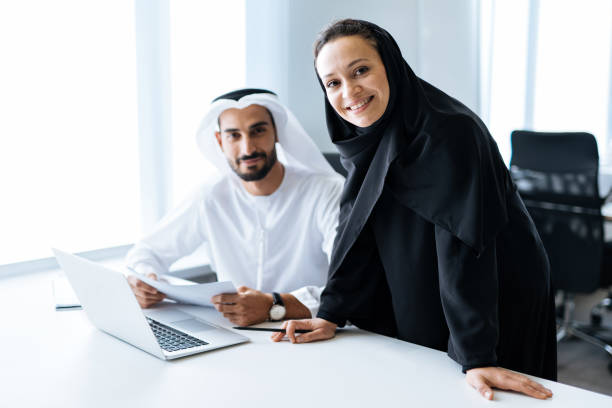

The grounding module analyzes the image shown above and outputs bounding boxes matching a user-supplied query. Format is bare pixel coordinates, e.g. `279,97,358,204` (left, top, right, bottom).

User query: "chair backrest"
509,130,603,293
323,152,348,177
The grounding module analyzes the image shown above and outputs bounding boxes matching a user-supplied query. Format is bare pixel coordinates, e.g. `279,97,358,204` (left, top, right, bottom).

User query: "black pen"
233,326,311,334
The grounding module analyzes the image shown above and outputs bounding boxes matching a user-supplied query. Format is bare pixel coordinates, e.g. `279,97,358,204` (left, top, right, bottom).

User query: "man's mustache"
236,152,266,164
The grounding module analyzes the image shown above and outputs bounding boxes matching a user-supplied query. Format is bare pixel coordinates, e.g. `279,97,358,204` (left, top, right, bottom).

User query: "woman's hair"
313,19,379,59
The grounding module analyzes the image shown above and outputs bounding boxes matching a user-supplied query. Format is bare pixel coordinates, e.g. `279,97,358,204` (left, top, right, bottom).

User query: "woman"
271,19,557,400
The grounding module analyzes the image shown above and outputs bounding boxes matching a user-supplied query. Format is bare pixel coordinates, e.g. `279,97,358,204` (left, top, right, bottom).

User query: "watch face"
269,304,286,321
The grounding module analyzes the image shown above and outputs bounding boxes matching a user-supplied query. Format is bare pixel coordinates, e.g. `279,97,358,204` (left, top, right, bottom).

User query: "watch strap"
272,292,284,306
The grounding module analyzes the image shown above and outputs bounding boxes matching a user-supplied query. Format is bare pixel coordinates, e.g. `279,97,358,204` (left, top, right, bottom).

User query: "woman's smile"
346,95,374,113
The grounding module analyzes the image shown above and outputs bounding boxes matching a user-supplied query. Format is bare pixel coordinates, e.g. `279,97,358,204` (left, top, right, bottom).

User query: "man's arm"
126,190,208,308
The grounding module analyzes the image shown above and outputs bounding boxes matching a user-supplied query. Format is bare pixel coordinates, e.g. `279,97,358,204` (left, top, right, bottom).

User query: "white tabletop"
1,270,611,408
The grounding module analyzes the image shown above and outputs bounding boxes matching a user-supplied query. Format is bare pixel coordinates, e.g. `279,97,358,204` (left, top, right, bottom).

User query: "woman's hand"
466,367,553,400
270,318,337,343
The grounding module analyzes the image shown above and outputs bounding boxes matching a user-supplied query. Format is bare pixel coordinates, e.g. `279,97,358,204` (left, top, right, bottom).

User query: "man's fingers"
134,287,165,300
134,293,164,308
128,276,160,295
215,303,237,313
212,293,239,304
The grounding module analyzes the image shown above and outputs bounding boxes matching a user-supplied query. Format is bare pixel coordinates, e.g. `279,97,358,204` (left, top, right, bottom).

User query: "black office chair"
324,152,348,177
509,130,612,373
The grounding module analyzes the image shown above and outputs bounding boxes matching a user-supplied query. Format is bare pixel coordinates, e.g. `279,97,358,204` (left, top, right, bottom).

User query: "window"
480,0,612,165
169,0,246,206
0,1,140,265
0,1,247,269
533,0,611,161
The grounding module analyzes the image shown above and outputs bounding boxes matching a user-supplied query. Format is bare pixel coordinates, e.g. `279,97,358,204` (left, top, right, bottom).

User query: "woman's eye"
326,80,339,88
355,66,369,76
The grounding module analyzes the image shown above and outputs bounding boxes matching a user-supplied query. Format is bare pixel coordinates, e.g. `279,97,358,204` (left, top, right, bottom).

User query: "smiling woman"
273,18,557,402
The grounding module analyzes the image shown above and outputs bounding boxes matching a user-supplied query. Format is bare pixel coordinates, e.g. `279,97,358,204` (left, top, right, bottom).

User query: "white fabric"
196,92,336,177
126,166,343,317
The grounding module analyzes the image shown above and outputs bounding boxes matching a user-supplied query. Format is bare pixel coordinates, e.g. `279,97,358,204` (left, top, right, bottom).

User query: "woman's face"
316,35,390,128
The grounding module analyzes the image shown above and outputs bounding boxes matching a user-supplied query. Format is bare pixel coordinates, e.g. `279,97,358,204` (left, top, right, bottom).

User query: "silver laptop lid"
53,248,165,359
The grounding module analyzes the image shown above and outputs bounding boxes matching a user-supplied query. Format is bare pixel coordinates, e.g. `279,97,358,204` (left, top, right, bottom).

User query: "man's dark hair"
313,19,379,59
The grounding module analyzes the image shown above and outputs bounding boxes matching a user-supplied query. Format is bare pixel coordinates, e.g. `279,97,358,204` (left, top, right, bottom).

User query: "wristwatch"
269,292,286,321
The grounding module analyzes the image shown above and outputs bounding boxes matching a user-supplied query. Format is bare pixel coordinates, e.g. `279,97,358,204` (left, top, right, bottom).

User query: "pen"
233,326,311,334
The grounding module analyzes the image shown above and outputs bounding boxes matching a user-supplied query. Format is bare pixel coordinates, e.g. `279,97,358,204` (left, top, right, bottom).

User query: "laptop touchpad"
172,318,216,332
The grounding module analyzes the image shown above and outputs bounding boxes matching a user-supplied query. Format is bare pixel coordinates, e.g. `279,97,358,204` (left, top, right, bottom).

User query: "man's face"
215,104,278,181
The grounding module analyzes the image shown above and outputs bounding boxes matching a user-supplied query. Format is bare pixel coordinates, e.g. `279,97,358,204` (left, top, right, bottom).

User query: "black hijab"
318,21,512,275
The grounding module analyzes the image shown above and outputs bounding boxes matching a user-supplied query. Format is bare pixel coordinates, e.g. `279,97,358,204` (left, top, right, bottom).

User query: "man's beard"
229,147,278,182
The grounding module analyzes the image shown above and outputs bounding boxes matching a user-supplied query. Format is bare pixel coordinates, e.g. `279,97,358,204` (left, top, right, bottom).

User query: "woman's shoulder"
418,112,495,165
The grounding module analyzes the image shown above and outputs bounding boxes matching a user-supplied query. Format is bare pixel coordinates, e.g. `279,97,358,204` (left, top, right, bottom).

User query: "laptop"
53,248,248,360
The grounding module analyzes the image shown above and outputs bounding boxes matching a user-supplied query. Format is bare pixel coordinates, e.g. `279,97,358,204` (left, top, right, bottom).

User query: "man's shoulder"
286,166,344,188
283,166,344,199
189,173,237,204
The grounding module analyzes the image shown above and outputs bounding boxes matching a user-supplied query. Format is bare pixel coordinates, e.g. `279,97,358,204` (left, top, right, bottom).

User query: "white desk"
1,270,611,408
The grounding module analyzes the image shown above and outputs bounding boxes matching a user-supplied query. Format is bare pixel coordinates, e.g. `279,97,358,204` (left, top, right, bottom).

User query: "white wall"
246,0,479,152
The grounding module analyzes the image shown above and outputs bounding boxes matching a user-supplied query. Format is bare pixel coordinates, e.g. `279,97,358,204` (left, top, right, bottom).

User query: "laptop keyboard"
147,317,208,352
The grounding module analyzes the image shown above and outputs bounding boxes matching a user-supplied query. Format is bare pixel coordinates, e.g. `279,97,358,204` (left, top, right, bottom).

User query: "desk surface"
2,270,611,408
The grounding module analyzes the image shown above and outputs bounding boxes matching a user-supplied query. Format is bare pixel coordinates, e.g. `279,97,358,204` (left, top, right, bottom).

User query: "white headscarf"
196,90,339,177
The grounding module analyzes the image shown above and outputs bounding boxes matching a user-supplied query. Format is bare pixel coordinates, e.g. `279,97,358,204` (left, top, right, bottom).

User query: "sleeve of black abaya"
435,225,499,371
317,223,396,336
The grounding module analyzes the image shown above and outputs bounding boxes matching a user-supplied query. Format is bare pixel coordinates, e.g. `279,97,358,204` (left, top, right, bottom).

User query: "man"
126,88,343,327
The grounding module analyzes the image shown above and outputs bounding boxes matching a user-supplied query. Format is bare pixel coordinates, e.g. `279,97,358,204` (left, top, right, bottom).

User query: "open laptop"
53,248,248,360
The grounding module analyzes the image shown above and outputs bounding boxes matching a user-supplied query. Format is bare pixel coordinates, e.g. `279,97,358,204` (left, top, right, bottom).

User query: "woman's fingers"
270,321,289,342
270,319,337,343
293,328,333,343
466,371,494,400
502,374,552,399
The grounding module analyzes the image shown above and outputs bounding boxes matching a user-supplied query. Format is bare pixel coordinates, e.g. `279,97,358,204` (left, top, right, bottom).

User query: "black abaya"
315,21,557,380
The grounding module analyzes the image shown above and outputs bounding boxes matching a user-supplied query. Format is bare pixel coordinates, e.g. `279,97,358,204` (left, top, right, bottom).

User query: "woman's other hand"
466,367,553,400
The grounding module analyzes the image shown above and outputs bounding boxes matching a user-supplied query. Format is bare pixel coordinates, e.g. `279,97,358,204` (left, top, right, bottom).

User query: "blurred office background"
1,0,611,394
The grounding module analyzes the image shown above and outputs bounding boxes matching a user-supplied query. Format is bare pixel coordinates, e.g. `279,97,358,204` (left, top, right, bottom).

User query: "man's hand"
127,273,166,308
466,367,553,400
270,318,337,343
211,286,273,326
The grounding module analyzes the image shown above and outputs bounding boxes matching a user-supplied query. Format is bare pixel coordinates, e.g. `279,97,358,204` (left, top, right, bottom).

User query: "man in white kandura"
126,88,344,326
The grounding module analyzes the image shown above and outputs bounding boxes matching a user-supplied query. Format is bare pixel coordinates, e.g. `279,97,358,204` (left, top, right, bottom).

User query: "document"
138,276,236,307
52,277,82,311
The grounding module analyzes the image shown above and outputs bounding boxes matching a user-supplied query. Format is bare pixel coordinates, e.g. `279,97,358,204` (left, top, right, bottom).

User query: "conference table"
2,268,611,408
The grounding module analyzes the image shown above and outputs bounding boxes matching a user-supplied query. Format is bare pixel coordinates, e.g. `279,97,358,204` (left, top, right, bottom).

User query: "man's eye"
326,80,339,88
355,66,369,76
229,132,240,139
254,126,266,134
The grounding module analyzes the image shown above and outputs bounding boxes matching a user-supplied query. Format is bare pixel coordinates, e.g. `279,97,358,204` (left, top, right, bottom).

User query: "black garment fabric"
315,20,557,380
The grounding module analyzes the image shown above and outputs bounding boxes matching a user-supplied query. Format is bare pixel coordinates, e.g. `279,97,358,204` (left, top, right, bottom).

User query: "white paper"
138,276,236,307
52,277,82,310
